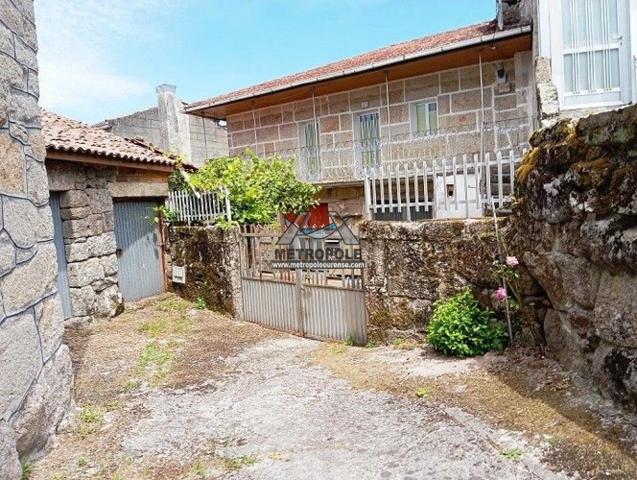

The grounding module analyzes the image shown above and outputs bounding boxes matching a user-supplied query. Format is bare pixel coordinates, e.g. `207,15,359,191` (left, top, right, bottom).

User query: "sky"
35,0,496,124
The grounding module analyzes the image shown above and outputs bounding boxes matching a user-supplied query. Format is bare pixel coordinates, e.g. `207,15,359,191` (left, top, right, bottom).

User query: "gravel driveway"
33,296,635,479
123,336,560,480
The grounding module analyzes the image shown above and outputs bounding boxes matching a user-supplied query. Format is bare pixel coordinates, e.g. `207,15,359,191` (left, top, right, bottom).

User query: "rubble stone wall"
167,226,242,317
513,104,637,410
360,219,510,341
0,2,73,477
47,160,124,323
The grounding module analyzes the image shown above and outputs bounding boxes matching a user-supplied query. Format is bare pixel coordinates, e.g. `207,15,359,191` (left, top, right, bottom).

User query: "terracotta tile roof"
187,20,528,113
42,110,179,168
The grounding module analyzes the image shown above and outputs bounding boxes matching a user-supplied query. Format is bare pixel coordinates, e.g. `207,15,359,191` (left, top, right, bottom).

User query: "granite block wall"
0,2,73,477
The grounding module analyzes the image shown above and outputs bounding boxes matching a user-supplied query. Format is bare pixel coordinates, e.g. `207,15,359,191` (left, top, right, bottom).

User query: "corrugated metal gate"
113,200,165,302
50,192,72,319
240,227,367,344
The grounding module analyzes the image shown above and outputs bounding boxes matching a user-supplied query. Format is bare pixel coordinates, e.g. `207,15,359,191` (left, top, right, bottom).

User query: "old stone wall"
0,1,74,477
361,219,509,341
47,161,123,323
167,226,242,317
513,104,637,410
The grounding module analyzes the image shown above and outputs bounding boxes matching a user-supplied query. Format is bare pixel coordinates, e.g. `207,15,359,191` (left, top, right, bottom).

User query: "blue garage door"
113,200,165,302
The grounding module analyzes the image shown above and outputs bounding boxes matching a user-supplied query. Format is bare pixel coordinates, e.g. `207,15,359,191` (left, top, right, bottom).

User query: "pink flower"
496,287,508,302
506,256,519,268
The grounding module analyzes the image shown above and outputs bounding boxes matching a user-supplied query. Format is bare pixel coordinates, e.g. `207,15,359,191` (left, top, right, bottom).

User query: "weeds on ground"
223,455,257,471
78,404,103,436
502,447,524,461
137,341,175,386
195,297,207,310
122,378,142,393
415,386,431,398
155,297,189,313
344,336,355,346
138,317,168,338
77,456,88,467
189,458,208,477
365,340,380,348
20,462,33,480
392,337,419,350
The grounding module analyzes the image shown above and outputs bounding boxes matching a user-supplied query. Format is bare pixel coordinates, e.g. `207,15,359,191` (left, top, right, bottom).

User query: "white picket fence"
166,189,232,224
363,150,525,221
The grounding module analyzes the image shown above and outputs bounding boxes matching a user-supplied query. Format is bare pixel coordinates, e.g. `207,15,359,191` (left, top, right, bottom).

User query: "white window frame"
354,110,381,167
298,121,321,177
548,0,632,110
409,99,438,136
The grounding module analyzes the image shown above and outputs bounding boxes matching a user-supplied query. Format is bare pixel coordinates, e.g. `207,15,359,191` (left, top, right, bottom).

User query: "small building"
95,84,228,168
42,110,182,323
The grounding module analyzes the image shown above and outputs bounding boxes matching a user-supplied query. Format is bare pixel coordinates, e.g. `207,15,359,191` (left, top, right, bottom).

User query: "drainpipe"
384,71,392,166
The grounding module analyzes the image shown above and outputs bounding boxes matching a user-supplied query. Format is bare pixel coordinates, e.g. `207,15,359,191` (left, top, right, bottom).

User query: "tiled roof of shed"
186,20,526,113
42,110,178,168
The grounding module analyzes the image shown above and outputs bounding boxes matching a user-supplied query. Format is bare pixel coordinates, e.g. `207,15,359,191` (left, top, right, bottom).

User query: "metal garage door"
49,192,72,319
113,200,165,302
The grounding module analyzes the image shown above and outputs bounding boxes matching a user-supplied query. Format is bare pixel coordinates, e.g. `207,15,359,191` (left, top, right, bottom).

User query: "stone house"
42,110,183,324
95,84,229,168
185,5,535,222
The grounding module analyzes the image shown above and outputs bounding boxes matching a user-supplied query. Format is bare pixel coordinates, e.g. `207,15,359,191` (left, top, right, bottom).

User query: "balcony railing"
272,118,532,184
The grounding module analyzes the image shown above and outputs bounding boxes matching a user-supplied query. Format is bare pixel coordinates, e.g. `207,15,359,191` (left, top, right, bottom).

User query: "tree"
189,151,320,225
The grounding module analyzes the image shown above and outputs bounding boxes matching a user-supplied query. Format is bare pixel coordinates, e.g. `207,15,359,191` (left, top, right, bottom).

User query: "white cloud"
35,0,180,121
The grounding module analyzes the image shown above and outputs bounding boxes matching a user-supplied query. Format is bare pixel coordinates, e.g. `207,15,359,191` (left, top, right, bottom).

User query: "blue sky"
36,0,496,124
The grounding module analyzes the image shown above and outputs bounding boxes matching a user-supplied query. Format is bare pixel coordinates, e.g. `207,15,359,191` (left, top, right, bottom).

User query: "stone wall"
167,226,242,317
47,160,124,323
361,219,509,341
513,105,637,410
0,2,73,477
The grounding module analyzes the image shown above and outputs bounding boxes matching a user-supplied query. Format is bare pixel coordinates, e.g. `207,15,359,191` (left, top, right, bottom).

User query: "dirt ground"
30,294,637,480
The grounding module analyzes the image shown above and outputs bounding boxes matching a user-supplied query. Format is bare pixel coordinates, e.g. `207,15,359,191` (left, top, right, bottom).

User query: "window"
299,122,320,177
555,0,629,107
414,101,438,135
357,112,380,167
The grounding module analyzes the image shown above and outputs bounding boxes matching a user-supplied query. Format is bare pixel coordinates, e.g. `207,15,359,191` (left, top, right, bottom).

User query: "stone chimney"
497,0,534,30
155,84,192,162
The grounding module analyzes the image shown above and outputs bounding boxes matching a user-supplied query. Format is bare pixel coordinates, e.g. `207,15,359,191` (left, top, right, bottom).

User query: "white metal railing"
166,189,231,225
363,150,525,221
272,118,532,184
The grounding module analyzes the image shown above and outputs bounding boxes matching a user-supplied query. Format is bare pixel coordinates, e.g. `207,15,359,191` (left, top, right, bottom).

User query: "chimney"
497,0,533,30
155,84,192,162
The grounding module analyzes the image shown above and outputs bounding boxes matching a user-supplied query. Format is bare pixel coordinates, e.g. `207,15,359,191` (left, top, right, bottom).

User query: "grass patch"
138,342,173,370
78,455,88,467
138,317,168,338
344,336,355,346
155,297,189,313
502,447,524,461
78,404,103,436
223,455,257,471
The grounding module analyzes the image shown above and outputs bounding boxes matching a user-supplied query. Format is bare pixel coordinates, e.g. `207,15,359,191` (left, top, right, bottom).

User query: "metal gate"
239,227,367,344
49,192,72,319
113,200,165,302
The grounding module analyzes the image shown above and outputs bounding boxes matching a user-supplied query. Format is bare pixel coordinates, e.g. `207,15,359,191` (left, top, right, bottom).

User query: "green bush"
189,151,319,225
427,289,507,357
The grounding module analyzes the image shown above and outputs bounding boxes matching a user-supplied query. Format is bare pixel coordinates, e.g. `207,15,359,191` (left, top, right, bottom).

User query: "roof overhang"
45,150,178,173
188,25,532,119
